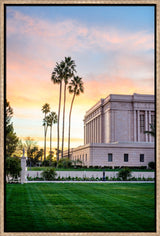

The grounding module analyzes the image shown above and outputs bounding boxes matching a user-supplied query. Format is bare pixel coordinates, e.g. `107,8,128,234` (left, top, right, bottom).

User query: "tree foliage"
144,123,155,137
68,76,84,158
51,57,76,160
57,158,73,168
6,101,19,157
6,157,21,181
42,103,50,160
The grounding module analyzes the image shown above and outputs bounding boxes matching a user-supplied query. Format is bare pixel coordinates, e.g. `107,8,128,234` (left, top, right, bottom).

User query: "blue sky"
9,5,154,32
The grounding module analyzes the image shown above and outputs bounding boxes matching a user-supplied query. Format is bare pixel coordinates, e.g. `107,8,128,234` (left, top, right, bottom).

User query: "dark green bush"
42,159,50,166
148,162,155,170
57,158,72,168
117,168,132,181
41,168,57,180
6,157,21,181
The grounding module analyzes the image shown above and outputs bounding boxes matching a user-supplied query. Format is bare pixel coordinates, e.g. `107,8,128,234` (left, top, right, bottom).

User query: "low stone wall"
27,170,154,179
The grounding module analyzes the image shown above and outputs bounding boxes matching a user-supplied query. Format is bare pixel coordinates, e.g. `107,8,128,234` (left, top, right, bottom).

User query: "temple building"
67,93,155,168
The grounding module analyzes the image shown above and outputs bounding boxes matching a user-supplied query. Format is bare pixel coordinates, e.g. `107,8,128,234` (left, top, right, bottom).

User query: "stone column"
145,110,148,142
95,118,97,143
92,120,93,143
100,107,103,143
84,124,86,144
100,115,102,143
89,122,91,143
93,119,95,143
134,110,137,142
86,124,87,144
90,121,92,143
137,110,140,142
149,111,151,142
21,151,26,184
98,116,100,143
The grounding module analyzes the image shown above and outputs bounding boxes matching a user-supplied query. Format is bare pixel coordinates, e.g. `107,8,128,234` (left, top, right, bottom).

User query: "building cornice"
84,93,155,119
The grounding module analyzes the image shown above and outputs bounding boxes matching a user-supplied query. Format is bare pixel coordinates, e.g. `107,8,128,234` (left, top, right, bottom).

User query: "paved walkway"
26,181,154,183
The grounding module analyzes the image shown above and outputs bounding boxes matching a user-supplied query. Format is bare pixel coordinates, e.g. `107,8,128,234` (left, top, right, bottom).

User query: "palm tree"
60,57,76,159
47,112,58,155
144,123,155,137
42,103,50,160
51,62,63,162
68,76,84,158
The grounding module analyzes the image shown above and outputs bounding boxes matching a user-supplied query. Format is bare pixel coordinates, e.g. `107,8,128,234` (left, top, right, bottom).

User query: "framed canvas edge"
0,0,159,235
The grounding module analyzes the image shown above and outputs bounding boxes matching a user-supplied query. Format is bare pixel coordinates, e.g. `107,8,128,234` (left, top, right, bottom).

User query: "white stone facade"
84,93,154,144
67,93,155,167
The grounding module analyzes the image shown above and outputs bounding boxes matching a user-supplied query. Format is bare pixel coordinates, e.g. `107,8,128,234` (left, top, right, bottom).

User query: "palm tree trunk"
44,125,46,160
50,125,52,165
57,82,62,162
68,93,75,159
50,125,52,154
44,125,47,160
61,83,66,159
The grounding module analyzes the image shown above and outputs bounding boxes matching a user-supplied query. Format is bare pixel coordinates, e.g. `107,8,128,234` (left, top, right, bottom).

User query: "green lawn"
6,183,155,232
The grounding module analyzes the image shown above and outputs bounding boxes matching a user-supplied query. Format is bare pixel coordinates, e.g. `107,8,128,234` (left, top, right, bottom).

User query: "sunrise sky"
6,5,155,151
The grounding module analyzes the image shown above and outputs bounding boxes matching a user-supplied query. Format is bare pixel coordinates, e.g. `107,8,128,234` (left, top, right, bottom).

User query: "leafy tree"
24,137,37,157
68,76,84,158
6,157,21,182
42,103,50,160
36,148,44,162
6,101,19,157
6,100,13,130
24,137,38,167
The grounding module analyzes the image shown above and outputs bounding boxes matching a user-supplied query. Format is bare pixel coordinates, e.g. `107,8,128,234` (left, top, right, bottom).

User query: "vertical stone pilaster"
95,118,97,143
134,110,137,142
21,156,26,184
137,110,140,142
89,122,91,143
92,120,94,143
94,119,96,143
99,115,101,143
87,123,88,143
97,117,99,143
84,124,86,144
149,111,151,142
145,110,148,142
100,107,103,143
91,120,93,143
90,121,92,143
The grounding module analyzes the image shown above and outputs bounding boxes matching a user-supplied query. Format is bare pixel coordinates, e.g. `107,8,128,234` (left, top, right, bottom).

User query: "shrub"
89,166,93,168
42,159,50,166
148,162,155,170
41,168,57,180
117,168,132,181
51,160,57,167
57,158,72,168
94,166,99,169
6,157,21,182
